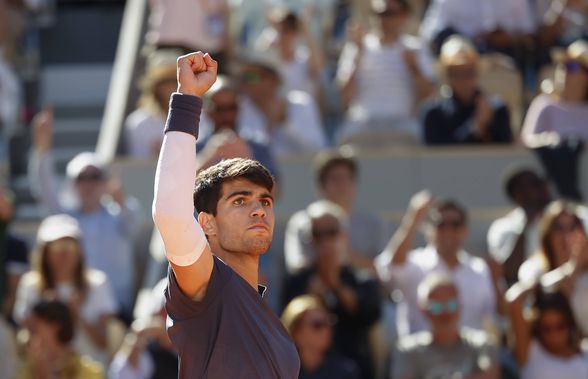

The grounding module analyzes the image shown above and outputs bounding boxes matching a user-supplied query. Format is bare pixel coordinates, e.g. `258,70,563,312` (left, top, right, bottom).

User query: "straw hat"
439,35,479,67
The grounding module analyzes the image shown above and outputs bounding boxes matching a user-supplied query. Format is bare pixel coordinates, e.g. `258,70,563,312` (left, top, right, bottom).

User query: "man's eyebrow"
224,190,253,200
260,192,274,202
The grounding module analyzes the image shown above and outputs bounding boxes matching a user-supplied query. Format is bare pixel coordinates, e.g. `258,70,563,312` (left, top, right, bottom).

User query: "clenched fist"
177,52,218,97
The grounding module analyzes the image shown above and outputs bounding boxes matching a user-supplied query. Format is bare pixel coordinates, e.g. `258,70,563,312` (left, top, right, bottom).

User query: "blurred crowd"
2,0,588,378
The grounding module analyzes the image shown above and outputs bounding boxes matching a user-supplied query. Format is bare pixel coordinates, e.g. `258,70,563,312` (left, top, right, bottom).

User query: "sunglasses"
47,238,79,254
241,71,263,84
311,228,340,241
564,60,587,74
435,220,464,230
426,299,459,315
76,171,103,182
447,68,477,79
539,321,569,334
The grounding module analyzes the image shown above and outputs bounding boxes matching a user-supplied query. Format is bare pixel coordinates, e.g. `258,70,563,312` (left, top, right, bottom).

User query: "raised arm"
377,190,434,267
505,281,535,366
152,52,217,299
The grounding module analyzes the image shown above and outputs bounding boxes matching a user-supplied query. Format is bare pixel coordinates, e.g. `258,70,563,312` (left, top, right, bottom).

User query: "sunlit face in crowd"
74,165,106,209
555,59,588,98
320,163,356,208
537,309,572,354
293,307,333,354
547,212,585,266
45,237,81,280
423,284,460,329
311,214,345,267
373,2,408,36
446,63,478,100
207,89,239,131
430,208,468,257
240,65,279,101
202,179,274,257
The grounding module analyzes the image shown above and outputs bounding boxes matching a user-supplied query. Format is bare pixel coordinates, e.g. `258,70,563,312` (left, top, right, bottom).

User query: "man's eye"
233,198,245,205
261,199,272,207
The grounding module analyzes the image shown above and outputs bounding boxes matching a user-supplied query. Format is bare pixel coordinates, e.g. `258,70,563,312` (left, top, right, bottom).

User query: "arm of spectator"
472,97,513,143
521,96,560,148
107,168,144,237
28,108,62,214
377,190,434,267
300,7,325,81
336,23,364,109
541,230,588,296
404,49,436,100
152,53,216,299
505,280,535,366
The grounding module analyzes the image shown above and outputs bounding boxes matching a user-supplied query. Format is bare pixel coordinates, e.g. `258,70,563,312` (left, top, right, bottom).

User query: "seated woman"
13,214,118,365
16,299,104,379
506,288,588,379
521,40,588,201
281,295,360,379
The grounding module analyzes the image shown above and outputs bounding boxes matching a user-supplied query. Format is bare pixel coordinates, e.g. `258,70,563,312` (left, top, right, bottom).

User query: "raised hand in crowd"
31,107,54,153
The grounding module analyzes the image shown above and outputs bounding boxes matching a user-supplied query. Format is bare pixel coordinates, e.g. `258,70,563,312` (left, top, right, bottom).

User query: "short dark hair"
503,167,542,201
194,158,274,215
31,299,75,344
313,149,358,188
427,199,468,226
532,290,581,350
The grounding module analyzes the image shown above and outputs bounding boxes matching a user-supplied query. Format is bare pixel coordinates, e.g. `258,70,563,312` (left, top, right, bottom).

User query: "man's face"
513,173,551,212
311,214,345,267
26,314,62,351
320,164,356,207
206,89,239,132
430,208,468,257
423,284,460,330
241,65,279,100
74,165,106,208
373,2,408,36
205,178,274,256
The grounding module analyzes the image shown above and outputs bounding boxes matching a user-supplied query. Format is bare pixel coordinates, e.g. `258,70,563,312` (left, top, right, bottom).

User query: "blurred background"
1,0,588,378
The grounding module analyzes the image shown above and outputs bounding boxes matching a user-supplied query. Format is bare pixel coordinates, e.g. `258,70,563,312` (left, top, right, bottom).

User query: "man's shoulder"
397,331,433,352
459,327,495,349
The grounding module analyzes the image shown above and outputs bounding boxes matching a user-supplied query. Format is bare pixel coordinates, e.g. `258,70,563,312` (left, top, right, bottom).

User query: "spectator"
422,35,513,145
518,200,588,284
254,9,325,97
0,21,21,158
109,278,177,379
125,61,176,159
29,108,143,317
196,75,280,179
521,39,588,201
281,295,360,379
392,273,499,379
420,0,536,56
487,168,551,286
284,148,386,274
13,214,118,365
537,0,588,54
238,55,327,156
15,299,104,379
146,0,230,70
282,200,381,379
0,186,29,322
506,287,588,379
375,191,496,336
336,0,436,146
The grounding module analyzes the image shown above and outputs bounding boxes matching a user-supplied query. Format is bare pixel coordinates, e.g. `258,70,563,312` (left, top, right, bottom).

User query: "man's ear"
198,212,217,236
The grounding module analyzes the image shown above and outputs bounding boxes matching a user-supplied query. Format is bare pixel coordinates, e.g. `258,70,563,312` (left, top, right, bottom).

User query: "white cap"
37,214,82,244
66,152,107,180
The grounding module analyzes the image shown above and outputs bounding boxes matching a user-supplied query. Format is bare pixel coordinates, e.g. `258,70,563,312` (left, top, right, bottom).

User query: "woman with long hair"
506,288,588,379
13,214,118,365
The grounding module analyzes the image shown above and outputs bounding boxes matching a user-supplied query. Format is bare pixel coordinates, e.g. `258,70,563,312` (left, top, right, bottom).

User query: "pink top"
521,94,588,146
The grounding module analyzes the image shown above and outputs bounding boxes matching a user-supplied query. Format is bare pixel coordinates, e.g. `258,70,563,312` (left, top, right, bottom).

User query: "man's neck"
299,348,325,372
215,250,260,289
438,250,460,268
379,31,400,45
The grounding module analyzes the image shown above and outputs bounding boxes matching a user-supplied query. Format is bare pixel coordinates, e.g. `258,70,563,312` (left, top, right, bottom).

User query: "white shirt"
13,269,119,365
487,208,539,264
375,245,496,336
125,108,165,159
147,0,227,52
0,50,21,137
109,351,155,379
420,0,536,42
336,34,435,140
522,340,588,379
238,92,327,157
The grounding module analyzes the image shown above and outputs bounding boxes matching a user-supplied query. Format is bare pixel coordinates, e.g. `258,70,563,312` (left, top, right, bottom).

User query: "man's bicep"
171,246,214,300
